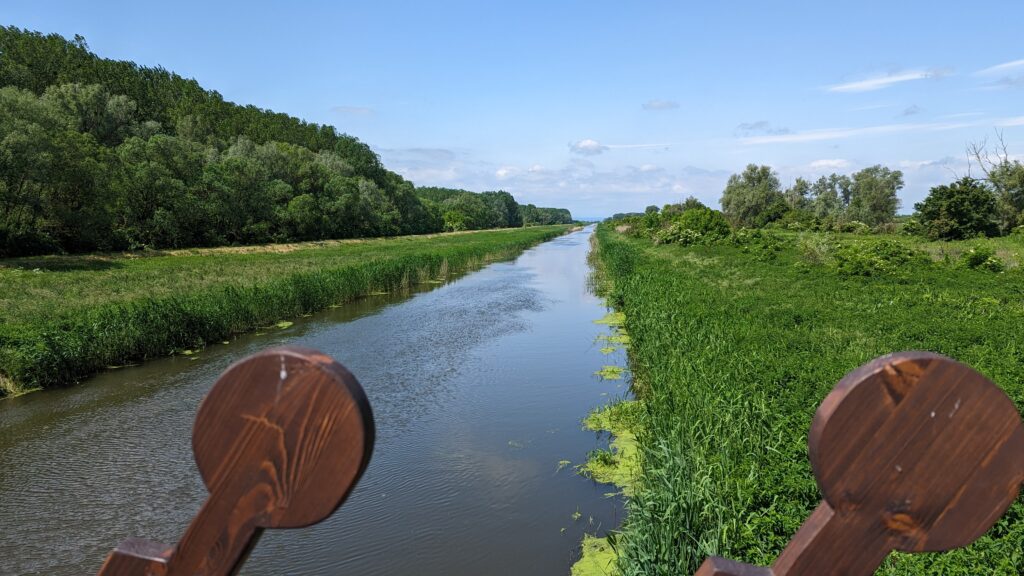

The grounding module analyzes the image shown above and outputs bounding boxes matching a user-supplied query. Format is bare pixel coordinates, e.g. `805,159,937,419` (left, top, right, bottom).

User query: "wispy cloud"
976,59,1024,76
809,159,850,170
852,103,895,111
735,121,791,136
568,139,671,155
940,112,985,119
974,59,1024,90
997,116,1024,127
642,99,680,111
741,121,975,145
331,105,375,116
826,70,945,93
899,157,959,170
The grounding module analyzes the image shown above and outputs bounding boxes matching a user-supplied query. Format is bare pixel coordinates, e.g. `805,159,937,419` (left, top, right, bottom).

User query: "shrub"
836,220,871,234
829,240,930,277
914,177,999,240
960,245,1006,272
653,207,731,246
770,209,817,231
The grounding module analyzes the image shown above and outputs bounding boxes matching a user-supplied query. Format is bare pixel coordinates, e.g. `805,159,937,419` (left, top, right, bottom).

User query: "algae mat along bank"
594,224,1024,576
0,225,569,396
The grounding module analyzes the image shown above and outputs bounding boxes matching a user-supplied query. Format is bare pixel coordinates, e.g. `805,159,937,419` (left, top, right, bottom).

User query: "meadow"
594,224,1024,575
0,225,569,396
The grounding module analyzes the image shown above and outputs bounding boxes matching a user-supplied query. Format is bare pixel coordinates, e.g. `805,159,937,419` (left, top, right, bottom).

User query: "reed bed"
595,224,1024,576
0,226,568,395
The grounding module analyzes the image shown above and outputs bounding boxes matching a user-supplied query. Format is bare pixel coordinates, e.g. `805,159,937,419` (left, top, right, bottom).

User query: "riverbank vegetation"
0,27,572,257
0,225,569,396
594,212,1024,574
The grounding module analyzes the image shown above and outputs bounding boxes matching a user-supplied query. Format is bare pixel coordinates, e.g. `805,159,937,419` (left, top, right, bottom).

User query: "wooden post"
96,346,375,576
696,351,1024,576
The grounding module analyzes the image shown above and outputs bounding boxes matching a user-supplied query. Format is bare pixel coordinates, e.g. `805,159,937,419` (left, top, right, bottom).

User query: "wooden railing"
91,348,1024,575
696,351,1024,576
96,347,374,576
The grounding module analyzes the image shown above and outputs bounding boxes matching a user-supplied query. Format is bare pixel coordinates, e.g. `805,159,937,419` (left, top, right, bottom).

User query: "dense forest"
0,27,571,257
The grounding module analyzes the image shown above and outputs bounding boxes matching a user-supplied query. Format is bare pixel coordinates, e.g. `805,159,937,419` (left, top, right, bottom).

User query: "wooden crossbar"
96,346,375,576
696,352,1024,575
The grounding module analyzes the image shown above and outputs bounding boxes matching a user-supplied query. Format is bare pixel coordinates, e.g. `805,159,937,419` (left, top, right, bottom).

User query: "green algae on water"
571,535,618,576
594,365,625,380
580,401,640,496
593,311,625,326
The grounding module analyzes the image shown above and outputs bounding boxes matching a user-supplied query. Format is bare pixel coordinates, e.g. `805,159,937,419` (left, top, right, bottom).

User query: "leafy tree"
810,174,851,220
914,177,998,240
720,164,788,227
988,161,1024,233
784,177,811,211
0,27,573,255
848,165,903,226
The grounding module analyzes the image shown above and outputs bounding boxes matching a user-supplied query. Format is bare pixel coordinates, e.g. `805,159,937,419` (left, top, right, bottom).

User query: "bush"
770,209,817,231
914,177,999,240
960,245,1006,272
836,220,871,234
829,239,930,277
652,207,731,245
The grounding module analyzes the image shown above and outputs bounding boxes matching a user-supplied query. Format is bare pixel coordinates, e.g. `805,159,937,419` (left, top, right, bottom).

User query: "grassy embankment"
0,225,570,396
590,224,1024,576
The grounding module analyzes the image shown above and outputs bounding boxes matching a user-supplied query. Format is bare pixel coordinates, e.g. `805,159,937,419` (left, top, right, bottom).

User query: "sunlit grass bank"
0,226,569,396
595,224,1024,576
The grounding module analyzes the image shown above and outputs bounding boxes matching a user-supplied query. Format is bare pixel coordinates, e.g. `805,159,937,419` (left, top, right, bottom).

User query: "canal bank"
0,226,627,575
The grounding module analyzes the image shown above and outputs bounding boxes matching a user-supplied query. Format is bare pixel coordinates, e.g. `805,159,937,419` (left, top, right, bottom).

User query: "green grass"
595,224,1024,576
0,226,570,396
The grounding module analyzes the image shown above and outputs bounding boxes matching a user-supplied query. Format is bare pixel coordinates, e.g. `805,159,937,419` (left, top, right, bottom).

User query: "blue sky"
6,1,1024,218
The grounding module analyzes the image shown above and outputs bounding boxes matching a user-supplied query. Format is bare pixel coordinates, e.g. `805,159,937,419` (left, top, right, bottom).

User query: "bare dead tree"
966,129,1012,184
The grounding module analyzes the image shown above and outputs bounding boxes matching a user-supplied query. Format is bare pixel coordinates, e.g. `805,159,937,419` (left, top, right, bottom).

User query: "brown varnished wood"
695,352,1024,576
97,346,374,576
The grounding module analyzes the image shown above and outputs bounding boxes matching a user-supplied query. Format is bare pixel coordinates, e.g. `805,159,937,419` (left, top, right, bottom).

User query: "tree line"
0,27,571,256
718,150,1024,240
417,187,572,231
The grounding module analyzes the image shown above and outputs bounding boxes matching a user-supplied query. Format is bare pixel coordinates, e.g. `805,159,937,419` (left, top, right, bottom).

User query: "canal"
0,226,627,575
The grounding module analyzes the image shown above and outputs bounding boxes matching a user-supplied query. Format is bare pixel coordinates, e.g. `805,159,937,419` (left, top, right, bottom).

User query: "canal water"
0,226,629,575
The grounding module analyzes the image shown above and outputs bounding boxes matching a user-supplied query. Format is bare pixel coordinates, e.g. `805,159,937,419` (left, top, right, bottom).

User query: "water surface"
0,227,627,575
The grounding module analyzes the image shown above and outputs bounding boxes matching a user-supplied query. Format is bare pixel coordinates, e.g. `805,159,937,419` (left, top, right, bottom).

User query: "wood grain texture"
694,352,1024,576
97,346,374,576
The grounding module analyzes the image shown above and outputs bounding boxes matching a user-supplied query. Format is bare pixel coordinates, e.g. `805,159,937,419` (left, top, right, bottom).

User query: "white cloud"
331,105,375,116
898,157,958,170
736,121,791,136
642,99,680,111
640,164,660,172
940,112,985,119
976,59,1024,76
569,138,609,155
997,116,1024,127
741,121,975,145
826,70,942,93
851,103,895,111
973,59,1024,90
809,159,850,170
495,166,517,179
568,139,672,155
